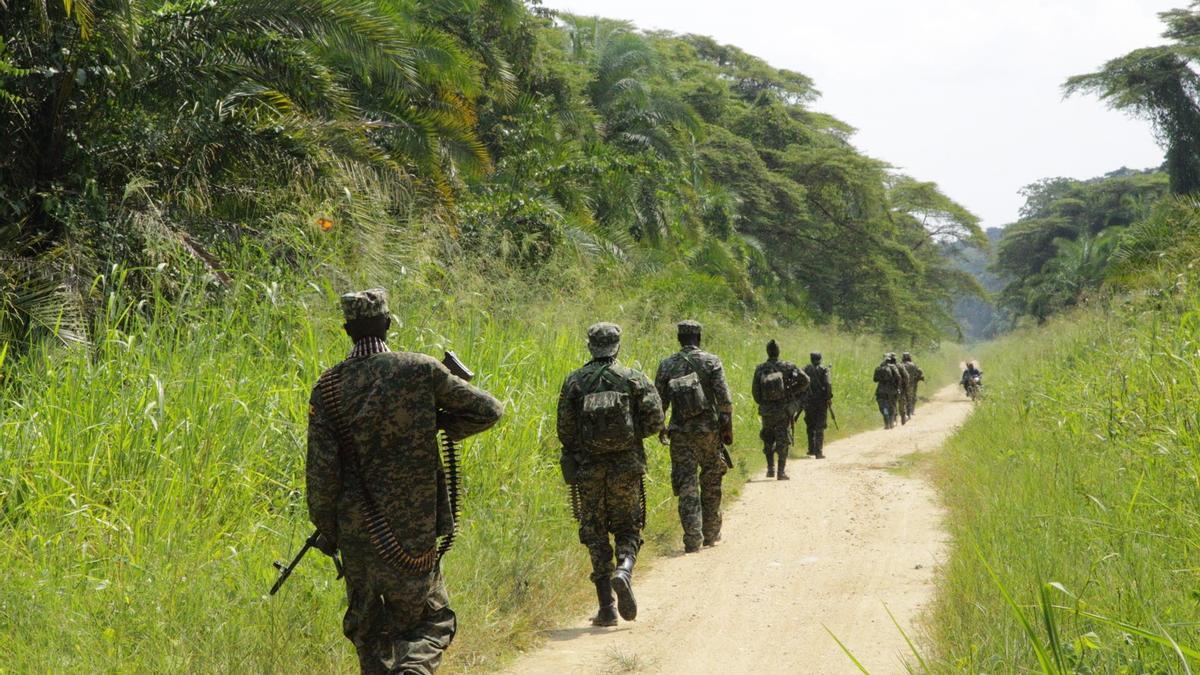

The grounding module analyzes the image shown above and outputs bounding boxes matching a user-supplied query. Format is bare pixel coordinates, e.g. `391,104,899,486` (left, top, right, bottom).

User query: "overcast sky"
540,0,1177,230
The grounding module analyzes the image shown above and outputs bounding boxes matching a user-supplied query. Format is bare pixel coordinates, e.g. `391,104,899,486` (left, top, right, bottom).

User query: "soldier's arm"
795,365,811,392
824,369,834,402
306,388,342,543
633,372,665,439
556,378,581,451
434,362,505,441
709,358,733,415
654,361,671,417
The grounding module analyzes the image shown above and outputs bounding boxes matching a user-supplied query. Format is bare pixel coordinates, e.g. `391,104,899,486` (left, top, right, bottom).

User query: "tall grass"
0,264,961,672
929,269,1200,672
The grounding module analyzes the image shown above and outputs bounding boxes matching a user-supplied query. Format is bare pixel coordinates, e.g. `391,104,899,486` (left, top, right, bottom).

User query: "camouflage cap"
587,322,622,358
902,352,913,361
810,351,822,362
677,320,702,337
340,288,389,322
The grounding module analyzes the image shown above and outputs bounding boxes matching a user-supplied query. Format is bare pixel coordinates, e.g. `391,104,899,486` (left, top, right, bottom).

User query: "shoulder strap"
318,365,441,574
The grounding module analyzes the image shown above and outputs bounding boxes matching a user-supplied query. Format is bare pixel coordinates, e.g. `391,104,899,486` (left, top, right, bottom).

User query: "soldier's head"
766,339,780,359
902,352,912,362
341,288,391,341
886,352,897,364
677,320,702,347
810,351,822,365
587,322,622,361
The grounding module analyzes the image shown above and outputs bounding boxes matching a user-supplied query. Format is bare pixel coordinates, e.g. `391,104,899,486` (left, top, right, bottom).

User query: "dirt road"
503,384,974,674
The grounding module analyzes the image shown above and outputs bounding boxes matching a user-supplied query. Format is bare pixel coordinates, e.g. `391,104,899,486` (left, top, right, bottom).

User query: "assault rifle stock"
271,531,343,595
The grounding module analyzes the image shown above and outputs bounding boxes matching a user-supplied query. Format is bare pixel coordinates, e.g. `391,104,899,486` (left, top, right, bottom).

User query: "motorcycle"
964,375,983,401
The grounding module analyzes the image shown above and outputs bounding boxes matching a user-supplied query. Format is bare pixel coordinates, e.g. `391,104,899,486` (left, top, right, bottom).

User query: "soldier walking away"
557,323,664,627
873,353,902,430
751,340,809,480
892,352,911,425
655,320,734,553
306,289,504,675
802,352,833,459
900,352,924,419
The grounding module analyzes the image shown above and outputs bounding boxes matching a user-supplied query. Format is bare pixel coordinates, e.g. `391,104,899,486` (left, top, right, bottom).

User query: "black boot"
777,457,790,480
806,427,816,456
611,556,637,621
590,578,618,627
815,430,825,459
765,451,775,478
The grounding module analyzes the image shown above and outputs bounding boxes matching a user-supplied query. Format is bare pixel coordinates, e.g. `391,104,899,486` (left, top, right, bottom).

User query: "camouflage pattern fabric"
894,363,910,423
558,357,664,581
655,346,733,434
669,430,727,548
752,358,809,462
340,288,390,321
307,344,504,674
803,363,833,454
873,360,901,428
341,558,456,675
901,360,924,417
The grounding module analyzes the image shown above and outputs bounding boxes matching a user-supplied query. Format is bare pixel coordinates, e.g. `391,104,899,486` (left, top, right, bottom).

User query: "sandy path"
502,384,973,675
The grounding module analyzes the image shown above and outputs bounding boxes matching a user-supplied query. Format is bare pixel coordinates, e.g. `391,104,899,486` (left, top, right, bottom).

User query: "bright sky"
540,0,1177,229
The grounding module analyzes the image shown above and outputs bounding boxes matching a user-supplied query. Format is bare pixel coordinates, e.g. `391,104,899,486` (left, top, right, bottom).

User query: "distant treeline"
0,0,986,347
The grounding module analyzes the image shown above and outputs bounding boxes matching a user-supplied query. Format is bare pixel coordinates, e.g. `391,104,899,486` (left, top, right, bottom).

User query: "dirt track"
503,384,974,674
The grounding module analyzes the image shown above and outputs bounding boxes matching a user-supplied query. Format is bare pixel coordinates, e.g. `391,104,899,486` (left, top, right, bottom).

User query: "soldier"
892,352,910,425
751,339,809,480
900,352,924,419
802,352,833,459
655,320,733,553
557,323,664,627
873,353,902,429
306,289,504,675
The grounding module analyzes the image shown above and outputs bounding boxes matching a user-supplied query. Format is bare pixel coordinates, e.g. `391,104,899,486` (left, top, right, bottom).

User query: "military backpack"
580,364,637,453
761,370,788,402
668,352,712,419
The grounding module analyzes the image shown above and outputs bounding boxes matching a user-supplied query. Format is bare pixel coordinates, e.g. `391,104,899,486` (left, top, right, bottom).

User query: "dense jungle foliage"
0,0,985,350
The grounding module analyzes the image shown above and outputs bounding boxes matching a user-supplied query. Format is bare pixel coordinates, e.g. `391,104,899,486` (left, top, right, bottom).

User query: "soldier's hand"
314,532,338,557
658,429,670,446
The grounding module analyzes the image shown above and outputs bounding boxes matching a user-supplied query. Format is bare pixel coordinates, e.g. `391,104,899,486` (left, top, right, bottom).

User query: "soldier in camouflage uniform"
802,352,833,459
557,323,664,627
751,340,809,480
306,289,504,675
655,320,734,553
900,352,924,419
873,353,902,430
892,352,911,425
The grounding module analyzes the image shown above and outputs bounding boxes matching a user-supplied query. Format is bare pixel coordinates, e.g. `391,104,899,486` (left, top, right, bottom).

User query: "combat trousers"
804,405,828,454
669,430,728,547
759,418,792,463
341,558,456,675
898,390,910,423
576,461,645,582
877,395,895,429
906,388,918,418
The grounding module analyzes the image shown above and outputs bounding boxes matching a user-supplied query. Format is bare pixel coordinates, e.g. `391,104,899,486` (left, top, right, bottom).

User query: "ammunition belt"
318,364,451,575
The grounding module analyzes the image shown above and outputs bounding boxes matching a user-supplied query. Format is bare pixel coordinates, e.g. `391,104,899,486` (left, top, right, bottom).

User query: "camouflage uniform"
557,327,664,587
900,353,924,419
802,356,833,457
751,352,809,478
873,356,902,430
307,289,504,675
655,321,733,551
894,357,910,425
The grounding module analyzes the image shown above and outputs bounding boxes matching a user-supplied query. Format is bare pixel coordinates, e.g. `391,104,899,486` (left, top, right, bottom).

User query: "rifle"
272,350,475,594
828,401,839,430
270,530,344,595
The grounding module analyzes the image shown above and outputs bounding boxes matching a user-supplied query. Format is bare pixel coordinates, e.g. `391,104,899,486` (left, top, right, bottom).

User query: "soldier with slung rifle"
558,322,664,627
304,289,503,674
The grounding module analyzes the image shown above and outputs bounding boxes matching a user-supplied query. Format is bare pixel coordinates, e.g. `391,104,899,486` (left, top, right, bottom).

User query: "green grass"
0,267,963,673
929,274,1200,672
